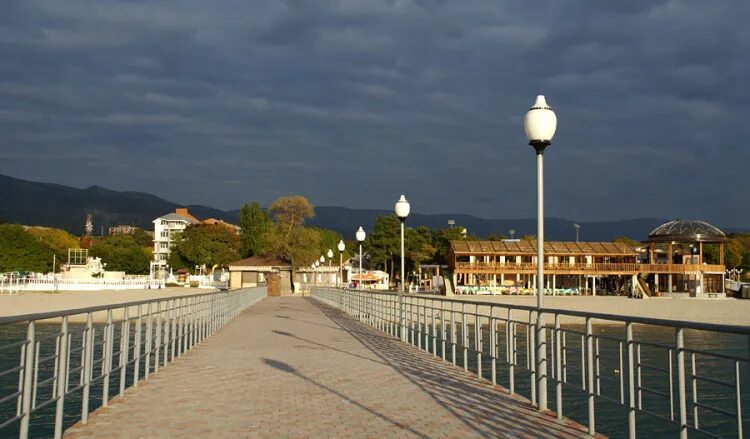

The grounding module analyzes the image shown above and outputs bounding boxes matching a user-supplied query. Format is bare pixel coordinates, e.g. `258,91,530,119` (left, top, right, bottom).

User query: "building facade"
152,208,200,269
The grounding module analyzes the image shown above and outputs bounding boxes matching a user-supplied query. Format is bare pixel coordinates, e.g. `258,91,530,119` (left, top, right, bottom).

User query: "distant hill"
310,207,670,242
0,174,744,240
0,174,235,234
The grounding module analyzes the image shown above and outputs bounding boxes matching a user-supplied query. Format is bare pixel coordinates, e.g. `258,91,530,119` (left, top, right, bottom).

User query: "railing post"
53,316,69,439
508,308,514,395
627,322,636,439
103,309,113,406
19,321,35,439
81,313,93,424
119,307,130,397
676,327,688,439
156,301,163,372
145,303,153,379
170,299,177,361
134,305,142,388
586,317,595,435
555,314,562,420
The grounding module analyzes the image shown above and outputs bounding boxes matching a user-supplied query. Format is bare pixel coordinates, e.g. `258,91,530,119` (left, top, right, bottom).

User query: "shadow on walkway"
306,298,590,439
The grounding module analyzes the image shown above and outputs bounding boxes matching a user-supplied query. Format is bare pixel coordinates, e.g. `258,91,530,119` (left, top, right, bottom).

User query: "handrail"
334,288,750,335
0,287,266,439
312,287,749,439
0,289,231,325
454,261,726,273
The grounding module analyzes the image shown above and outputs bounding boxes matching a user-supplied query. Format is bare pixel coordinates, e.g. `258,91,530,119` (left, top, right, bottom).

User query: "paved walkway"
65,297,591,438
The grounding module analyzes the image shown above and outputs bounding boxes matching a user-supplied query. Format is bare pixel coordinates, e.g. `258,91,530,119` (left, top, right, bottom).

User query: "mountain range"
1,174,744,241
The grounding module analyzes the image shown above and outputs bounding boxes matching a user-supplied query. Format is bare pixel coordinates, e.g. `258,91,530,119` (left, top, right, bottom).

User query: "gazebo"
643,220,727,296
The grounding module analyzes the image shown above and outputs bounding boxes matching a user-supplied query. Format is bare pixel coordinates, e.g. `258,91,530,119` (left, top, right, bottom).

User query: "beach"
0,288,222,323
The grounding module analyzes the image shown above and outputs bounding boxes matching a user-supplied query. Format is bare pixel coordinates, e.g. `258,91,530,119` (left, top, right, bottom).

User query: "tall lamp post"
524,94,557,411
327,249,334,286
319,255,326,286
356,226,366,289
574,223,580,242
337,240,345,287
395,195,410,342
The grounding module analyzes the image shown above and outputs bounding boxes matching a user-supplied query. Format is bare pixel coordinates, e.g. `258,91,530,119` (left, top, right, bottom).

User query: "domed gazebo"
643,220,727,296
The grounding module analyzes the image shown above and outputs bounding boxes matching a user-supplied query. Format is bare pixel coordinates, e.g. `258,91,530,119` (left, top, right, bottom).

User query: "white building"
152,208,200,272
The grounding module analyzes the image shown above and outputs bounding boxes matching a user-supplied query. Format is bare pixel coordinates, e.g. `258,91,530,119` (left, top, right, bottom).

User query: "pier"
1,287,748,438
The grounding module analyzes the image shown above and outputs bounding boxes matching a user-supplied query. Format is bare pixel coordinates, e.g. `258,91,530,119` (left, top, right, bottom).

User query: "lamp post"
337,240,345,288
395,195,410,342
524,94,557,411
327,249,334,285
312,263,317,287
574,224,580,242
356,226,366,289
509,229,516,240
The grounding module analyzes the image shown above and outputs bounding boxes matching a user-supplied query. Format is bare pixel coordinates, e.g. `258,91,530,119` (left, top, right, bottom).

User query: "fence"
311,288,749,439
1,277,167,294
0,287,266,438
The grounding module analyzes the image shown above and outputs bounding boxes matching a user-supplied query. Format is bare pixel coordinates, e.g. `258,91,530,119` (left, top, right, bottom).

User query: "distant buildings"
152,208,200,269
108,225,139,235
151,208,239,276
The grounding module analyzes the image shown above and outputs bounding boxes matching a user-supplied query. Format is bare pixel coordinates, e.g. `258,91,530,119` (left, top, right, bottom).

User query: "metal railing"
0,287,265,438
311,287,749,439
454,262,726,274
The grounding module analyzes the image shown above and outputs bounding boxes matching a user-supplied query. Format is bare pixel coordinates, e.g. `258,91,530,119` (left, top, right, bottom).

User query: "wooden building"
447,220,727,297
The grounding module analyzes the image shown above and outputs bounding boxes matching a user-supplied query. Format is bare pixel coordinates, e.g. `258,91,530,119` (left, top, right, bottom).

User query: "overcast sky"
1,0,749,227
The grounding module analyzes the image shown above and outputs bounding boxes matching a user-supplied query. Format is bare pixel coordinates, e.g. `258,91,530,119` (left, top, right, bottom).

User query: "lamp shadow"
304,298,589,439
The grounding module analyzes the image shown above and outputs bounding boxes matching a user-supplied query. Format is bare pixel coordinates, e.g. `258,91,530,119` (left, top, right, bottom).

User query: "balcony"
453,261,725,274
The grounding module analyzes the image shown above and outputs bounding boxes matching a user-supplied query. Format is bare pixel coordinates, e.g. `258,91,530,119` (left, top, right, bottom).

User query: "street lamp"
395,194,410,342
574,223,580,242
327,249,334,286
337,240,345,288
509,229,516,240
524,94,557,412
356,226,366,289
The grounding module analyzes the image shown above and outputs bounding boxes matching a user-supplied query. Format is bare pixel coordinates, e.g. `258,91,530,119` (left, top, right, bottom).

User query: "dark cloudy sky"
1,1,749,227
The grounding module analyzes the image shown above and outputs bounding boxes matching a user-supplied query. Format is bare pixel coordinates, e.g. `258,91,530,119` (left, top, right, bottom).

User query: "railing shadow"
307,298,588,438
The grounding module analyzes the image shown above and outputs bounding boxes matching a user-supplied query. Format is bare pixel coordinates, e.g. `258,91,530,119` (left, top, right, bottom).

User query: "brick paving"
65,297,592,438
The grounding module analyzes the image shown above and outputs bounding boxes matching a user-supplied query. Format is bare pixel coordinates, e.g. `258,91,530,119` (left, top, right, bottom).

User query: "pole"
328,259,331,286
357,243,362,289
339,252,343,288
535,145,548,411
400,221,405,342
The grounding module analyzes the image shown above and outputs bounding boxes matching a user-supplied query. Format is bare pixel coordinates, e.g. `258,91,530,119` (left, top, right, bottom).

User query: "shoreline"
414,293,750,327
0,288,222,324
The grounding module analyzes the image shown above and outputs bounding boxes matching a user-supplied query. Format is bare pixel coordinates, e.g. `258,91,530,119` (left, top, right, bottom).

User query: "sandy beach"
418,294,750,327
0,288,223,323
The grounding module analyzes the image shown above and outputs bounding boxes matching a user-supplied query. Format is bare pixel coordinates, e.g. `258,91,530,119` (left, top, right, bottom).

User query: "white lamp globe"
337,240,345,252
356,226,366,242
319,255,325,263
523,95,557,144
395,195,410,220
314,261,319,267
327,249,333,259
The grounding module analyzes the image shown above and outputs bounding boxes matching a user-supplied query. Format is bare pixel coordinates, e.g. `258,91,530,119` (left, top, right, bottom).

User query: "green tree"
0,224,54,272
168,224,240,269
365,214,400,281
26,226,80,267
89,235,150,274
269,195,315,238
130,228,154,247
614,236,640,248
433,226,469,264
406,226,437,273
239,202,270,257
486,232,507,241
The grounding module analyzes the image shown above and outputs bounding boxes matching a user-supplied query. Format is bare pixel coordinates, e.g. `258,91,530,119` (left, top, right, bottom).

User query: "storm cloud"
1,0,748,227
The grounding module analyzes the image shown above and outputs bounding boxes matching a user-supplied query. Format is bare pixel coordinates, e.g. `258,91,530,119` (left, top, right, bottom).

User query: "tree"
0,224,54,272
365,214,400,281
239,202,270,257
89,235,150,274
486,232,507,241
314,228,351,261
269,196,314,238
168,224,240,269
406,226,436,273
26,226,80,266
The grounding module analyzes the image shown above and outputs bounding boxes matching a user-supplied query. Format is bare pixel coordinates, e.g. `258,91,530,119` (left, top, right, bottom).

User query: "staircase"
634,275,652,299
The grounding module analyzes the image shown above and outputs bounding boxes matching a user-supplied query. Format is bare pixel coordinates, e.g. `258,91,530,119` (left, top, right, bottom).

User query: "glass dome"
647,220,726,243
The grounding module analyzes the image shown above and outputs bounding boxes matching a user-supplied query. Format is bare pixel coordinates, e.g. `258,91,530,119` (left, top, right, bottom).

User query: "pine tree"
239,202,270,257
